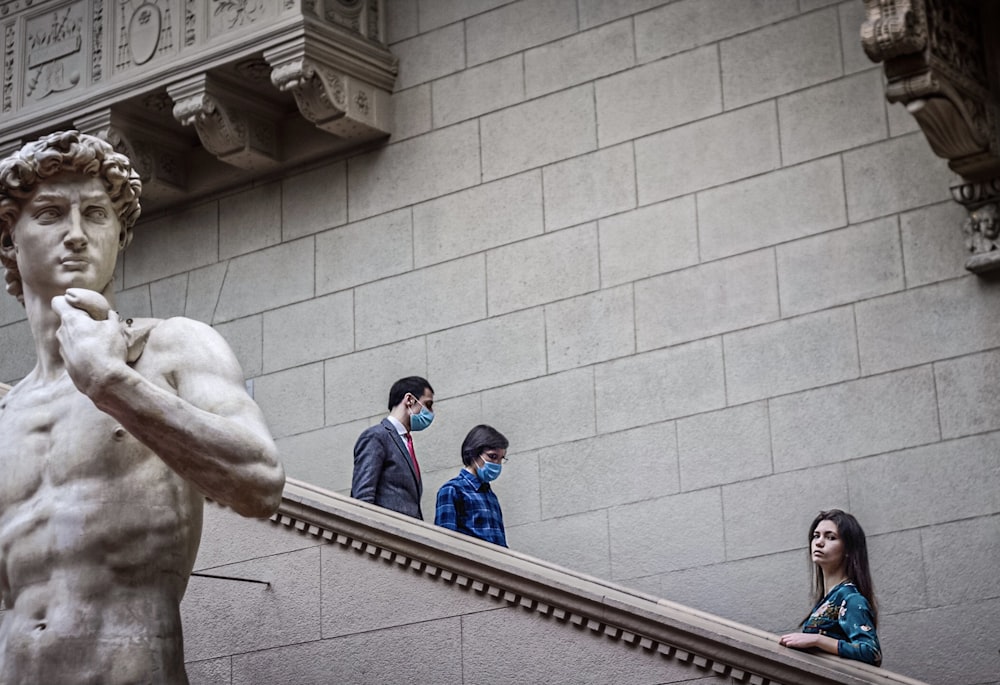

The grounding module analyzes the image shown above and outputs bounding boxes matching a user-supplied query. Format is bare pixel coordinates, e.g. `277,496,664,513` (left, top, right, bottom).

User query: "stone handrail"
274,477,929,685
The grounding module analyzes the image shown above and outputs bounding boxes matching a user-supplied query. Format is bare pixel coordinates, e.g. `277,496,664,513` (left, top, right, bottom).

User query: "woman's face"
811,519,846,572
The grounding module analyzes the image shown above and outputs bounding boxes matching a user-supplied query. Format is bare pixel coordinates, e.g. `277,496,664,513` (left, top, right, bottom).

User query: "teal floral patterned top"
802,581,882,666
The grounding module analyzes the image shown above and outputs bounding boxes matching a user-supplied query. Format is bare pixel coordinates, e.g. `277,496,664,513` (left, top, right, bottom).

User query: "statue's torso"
0,365,202,685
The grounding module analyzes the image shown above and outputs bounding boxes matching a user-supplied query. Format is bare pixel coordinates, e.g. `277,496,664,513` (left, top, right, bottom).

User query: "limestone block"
392,22,465,90
489,448,541,526
195,504,321,571
186,657,231,685
595,338,726,434
481,367,596,452
280,161,347,241
409,392,486,473
879,598,1000,683
843,133,954,224
536,421,679,519
720,9,841,110
595,45,721,148
481,85,596,181
838,0,872,75
427,308,546,397
184,262,227,323
769,366,939,471
545,285,635,372
609,489,725,576
900,201,969,288
214,238,314,323
776,217,904,317
847,432,1000,534
181,547,322,661
315,208,413,295
420,466,456,519
0,289,25,326
676,401,772,491
935,349,1000,439
466,606,705,684
355,255,486,348
800,0,840,8
348,121,481,220
213,315,263,378
635,102,780,205
253,362,325,438
722,464,848,559
543,144,636,231
921,515,999,606
635,0,798,64
507,509,611,578
659,550,807,633
0,321,33,383
487,223,599,316
219,181,281,260
466,0,578,66
418,0,511,32
323,337,427,424
697,156,846,262
275,419,373,493
778,69,888,165
635,249,779,349
149,274,188,319
262,292,353,373
598,196,699,287
320,543,491,638
386,0,418,43
526,19,634,99
115,285,153,318
887,100,921,137
867,529,928,615
855,276,1000,375
231,618,463,684
124,202,218,288
413,171,543,268
390,85,432,141
579,0,667,30
723,306,859,405
432,54,524,127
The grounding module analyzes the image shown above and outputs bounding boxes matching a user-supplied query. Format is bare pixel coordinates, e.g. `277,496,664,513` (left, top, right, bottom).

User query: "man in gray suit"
351,376,435,519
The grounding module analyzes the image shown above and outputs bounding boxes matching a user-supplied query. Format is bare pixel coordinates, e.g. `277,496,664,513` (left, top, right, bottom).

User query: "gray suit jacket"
350,418,423,519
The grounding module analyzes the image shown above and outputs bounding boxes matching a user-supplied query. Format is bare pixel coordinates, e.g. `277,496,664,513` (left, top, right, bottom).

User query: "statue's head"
0,130,142,303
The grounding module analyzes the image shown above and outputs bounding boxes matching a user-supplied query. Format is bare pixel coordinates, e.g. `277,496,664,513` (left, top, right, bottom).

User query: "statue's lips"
60,256,89,268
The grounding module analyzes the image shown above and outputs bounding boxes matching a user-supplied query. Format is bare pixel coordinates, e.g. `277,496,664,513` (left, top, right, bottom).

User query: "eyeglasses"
481,451,508,464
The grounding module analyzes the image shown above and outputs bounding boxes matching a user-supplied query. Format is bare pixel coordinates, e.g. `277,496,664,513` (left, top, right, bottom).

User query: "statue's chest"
0,380,142,506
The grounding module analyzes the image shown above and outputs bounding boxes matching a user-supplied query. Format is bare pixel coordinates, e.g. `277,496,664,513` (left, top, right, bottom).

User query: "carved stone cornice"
861,0,998,180
167,74,280,171
268,478,930,685
0,0,396,214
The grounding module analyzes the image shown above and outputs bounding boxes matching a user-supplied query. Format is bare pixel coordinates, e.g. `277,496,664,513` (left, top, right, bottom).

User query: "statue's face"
8,173,122,299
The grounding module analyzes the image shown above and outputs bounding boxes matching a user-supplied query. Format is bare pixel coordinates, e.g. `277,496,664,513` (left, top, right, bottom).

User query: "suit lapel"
383,420,420,487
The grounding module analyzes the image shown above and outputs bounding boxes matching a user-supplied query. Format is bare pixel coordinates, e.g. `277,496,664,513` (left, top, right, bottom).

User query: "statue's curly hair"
0,130,142,303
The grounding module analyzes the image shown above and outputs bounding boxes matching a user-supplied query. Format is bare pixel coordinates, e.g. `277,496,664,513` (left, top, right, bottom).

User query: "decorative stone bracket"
861,0,1000,274
0,0,397,214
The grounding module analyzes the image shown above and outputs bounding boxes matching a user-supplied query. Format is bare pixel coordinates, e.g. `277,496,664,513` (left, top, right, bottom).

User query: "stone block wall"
2,1,998,683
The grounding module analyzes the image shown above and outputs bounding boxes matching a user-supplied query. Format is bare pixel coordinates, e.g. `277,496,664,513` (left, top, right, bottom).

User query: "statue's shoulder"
127,316,228,365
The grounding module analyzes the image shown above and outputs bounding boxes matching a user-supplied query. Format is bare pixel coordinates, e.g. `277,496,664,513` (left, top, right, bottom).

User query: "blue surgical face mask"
477,461,502,482
409,402,434,431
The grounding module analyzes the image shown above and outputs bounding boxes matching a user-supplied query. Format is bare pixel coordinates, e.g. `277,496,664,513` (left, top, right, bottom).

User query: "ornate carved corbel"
167,73,281,171
265,40,391,142
862,0,1000,275
74,108,188,201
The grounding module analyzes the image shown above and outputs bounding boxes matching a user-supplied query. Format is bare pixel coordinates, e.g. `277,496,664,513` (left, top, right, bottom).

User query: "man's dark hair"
461,424,509,467
387,376,433,411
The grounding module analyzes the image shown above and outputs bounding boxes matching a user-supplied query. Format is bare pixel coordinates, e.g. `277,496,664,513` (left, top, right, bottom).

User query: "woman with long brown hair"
779,509,882,666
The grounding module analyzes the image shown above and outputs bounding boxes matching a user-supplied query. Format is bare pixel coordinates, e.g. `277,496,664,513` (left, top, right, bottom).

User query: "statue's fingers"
62,288,111,321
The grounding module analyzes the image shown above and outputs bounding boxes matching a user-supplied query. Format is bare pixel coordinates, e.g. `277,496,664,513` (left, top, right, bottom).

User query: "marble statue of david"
0,131,285,684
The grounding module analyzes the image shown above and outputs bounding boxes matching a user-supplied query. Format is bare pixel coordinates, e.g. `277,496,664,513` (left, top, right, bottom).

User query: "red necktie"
405,432,421,480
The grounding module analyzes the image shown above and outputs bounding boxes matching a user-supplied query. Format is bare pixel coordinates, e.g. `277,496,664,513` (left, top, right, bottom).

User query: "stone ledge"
273,477,930,685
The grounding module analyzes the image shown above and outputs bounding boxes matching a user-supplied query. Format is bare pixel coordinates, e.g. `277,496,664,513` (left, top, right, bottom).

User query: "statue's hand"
51,288,129,397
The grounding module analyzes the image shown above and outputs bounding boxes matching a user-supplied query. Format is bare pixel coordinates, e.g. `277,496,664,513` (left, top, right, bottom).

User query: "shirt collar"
386,415,407,436
459,468,490,491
